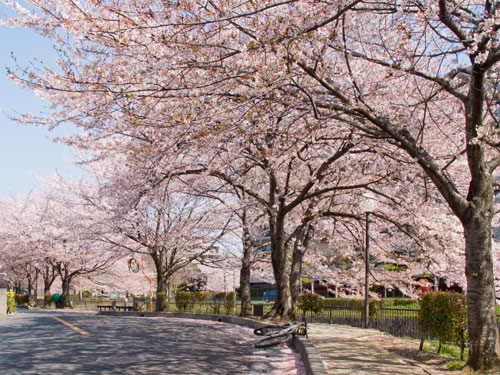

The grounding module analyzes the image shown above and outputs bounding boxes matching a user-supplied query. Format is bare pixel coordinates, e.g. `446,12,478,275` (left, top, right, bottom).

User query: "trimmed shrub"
7,290,16,314
380,298,420,309
156,291,168,311
175,290,191,311
193,291,209,307
212,292,229,314
15,294,29,305
44,293,53,307
418,292,468,358
224,292,236,314
191,291,209,312
297,293,324,315
353,298,380,320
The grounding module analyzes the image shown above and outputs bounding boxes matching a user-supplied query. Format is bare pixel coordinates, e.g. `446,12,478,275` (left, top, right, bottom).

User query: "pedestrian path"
307,324,440,375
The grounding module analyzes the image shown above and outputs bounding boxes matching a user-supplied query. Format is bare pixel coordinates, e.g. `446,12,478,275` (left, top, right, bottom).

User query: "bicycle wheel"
254,333,290,348
253,325,288,336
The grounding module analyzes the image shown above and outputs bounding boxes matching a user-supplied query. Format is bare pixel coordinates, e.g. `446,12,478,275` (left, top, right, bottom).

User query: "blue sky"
0,26,81,197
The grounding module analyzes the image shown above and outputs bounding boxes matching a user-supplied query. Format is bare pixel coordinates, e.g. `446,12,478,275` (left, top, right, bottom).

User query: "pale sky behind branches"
0,26,81,197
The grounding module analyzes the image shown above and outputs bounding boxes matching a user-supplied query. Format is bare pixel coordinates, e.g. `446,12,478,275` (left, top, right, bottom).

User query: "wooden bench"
116,305,134,311
97,305,134,312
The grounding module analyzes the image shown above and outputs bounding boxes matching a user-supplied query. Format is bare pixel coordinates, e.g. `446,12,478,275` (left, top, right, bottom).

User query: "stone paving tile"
308,324,433,375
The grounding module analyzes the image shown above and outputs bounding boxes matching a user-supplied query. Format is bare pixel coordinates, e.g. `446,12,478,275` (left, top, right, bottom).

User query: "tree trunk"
61,271,72,308
26,273,33,301
156,272,169,312
268,216,293,319
419,338,424,351
459,61,500,371
289,249,304,320
463,213,500,370
43,265,56,306
269,261,292,319
33,269,39,302
290,223,313,318
239,230,253,317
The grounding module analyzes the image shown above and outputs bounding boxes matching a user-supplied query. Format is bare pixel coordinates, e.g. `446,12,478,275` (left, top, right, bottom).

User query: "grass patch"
423,340,467,369
446,360,465,370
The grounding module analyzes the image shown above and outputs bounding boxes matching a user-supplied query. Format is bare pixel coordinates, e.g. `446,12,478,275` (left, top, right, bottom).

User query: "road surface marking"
51,316,89,335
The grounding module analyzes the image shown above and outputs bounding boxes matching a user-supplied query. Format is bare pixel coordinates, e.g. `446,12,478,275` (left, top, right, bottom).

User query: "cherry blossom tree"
254,2,500,369
79,161,236,312
3,0,500,368
0,193,59,300
0,0,418,321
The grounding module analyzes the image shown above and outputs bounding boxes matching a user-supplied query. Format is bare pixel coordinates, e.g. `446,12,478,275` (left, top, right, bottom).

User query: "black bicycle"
253,321,308,348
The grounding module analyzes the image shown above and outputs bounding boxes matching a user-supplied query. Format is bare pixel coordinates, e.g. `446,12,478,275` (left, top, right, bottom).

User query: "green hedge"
353,299,380,320
323,298,359,307
175,290,191,311
381,298,420,309
15,294,29,305
298,294,324,315
418,292,467,358
7,290,16,313
323,297,421,310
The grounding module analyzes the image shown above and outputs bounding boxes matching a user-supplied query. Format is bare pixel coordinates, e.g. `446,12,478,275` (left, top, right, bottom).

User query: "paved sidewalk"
307,324,439,375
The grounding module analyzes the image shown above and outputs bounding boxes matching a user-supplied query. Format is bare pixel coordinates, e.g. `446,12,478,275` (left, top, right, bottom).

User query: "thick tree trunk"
463,213,500,370
459,62,500,371
151,250,170,312
26,274,33,300
238,210,254,317
239,235,253,317
290,223,313,318
289,249,304,320
156,272,169,312
268,216,293,319
270,261,292,319
61,273,72,308
43,278,52,296
43,265,56,306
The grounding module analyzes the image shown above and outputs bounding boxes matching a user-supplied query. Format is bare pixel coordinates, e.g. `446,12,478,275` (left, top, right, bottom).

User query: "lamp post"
359,192,376,329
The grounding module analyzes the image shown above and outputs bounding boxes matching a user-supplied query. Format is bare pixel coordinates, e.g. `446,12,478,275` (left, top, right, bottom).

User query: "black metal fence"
303,304,500,341
303,305,424,339
373,308,423,338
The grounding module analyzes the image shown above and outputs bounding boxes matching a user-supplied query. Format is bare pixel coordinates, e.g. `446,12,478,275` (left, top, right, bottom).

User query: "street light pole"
364,211,370,329
359,192,376,329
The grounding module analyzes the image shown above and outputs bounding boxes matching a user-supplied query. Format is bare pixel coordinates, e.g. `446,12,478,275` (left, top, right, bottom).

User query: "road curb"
98,311,328,375
292,336,329,375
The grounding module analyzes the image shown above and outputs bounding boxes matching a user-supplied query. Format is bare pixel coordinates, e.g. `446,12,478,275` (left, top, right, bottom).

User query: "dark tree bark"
267,215,293,319
289,223,314,318
156,273,169,312
59,267,75,308
461,190,500,369
43,265,57,296
151,250,169,312
239,223,253,317
61,277,70,307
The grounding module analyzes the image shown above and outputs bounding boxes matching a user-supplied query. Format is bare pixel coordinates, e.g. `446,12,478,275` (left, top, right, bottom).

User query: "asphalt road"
0,309,305,375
